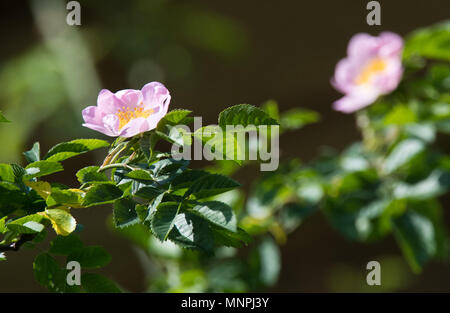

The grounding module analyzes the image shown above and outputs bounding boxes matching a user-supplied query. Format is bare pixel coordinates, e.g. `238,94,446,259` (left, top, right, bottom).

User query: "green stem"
98,163,135,172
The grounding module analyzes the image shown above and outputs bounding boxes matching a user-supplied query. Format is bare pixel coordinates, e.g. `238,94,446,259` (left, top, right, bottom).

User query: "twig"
0,234,36,252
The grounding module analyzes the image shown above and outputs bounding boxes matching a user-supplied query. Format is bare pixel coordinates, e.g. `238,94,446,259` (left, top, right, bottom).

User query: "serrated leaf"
171,169,210,190
212,227,251,248
0,164,15,182
7,214,46,234
157,109,192,130
11,164,26,178
76,166,108,184
150,158,189,184
46,189,85,208
82,184,123,207
113,197,139,228
190,201,237,232
24,161,63,179
142,192,166,222
81,273,121,293
49,234,84,255
218,104,279,129
68,246,111,269
185,173,240,199
23,142,40,163
45,208,77,236
126,169,153,180
151,202,179,240
44,139,109,162
139,134,152,161
0,216,6,234
194,125,244,164
33,253,66,292
24,181,52,200
169,212,214,252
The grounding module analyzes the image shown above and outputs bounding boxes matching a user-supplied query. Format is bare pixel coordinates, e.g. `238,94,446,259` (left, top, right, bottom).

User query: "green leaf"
157,109,192,130
11,164,26,178
171,169,210,190
393,211,438,273
24,161,63,179
23,142,40,163
7,214,46,234
151,203,179,241
81,273,121,293
150,158,189,184
49,234,84,255
280,108,319,130
404,20,450,62
394,170,450,200
113,197,139,228
143,192,166,222
212,227,251,248
384,106,417,125
45,208,77,236
34,253,66,292
0,164,15,182
24,180,52,200
261,99,280,121
46,189,84,207
126,169,153,181
194,125,244,164
82,184,123,207
0,216,6,234
258,236,281,287
68,246,111,269
189,201,237,232
383,139,425,174
169,212,214,252
139,134,152,161
76,166,108,184
185,173,240,199
218,104,279,129
0,252,6,261
44,139,109,162
0,111,10,123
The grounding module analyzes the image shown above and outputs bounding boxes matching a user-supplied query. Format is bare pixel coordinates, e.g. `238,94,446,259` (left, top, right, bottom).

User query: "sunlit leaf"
44,139,109,162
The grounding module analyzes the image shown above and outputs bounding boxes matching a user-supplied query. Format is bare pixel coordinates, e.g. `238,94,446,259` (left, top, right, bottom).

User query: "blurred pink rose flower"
82,82,171,137
332,32,403,113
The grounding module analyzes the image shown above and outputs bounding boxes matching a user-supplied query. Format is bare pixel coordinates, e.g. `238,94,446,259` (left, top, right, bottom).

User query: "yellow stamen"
355,58,387,85
116,106,153,130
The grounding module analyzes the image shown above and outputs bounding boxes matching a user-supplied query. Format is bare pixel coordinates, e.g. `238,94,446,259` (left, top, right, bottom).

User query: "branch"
0,234,36,252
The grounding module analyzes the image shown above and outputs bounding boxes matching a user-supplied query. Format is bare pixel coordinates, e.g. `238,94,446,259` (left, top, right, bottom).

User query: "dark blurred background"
1,0,449,292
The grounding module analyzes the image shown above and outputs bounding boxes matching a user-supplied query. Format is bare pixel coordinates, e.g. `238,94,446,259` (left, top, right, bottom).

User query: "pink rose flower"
332,32,403,113
82,82,171,137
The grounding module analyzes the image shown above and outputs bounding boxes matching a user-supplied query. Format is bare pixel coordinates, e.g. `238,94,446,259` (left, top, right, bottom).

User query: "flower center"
355,58,387,85
116,106,153,130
